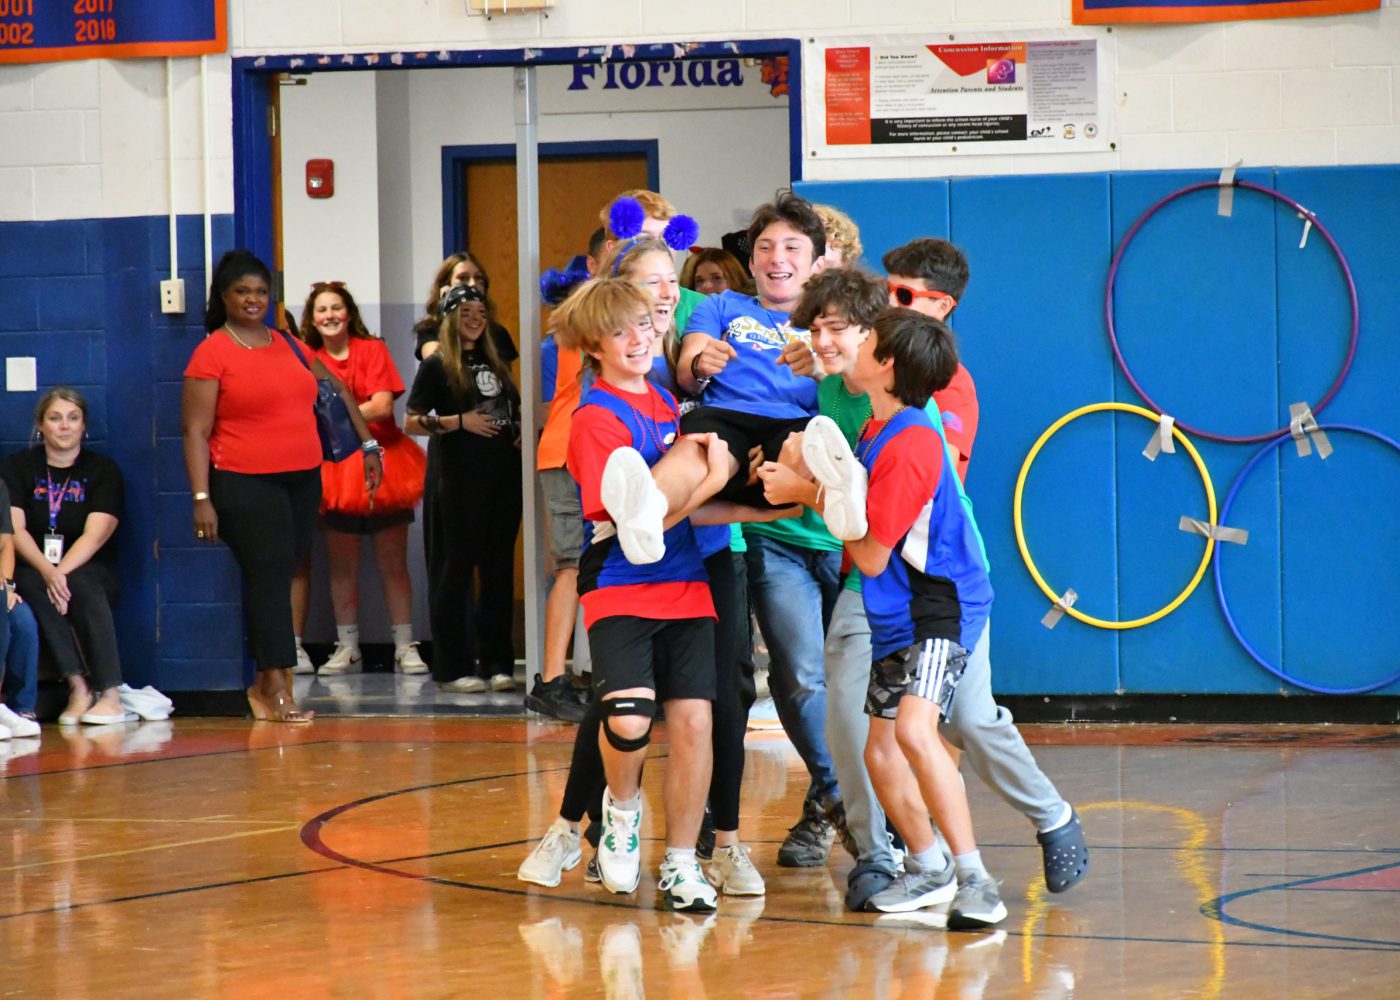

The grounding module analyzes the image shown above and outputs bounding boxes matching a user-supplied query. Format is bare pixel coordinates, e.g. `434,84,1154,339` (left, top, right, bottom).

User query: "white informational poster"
804,33,1116,159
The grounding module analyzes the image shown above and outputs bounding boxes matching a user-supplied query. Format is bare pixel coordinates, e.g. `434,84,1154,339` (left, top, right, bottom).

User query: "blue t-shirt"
540,334,559,405
859,407,993,659
683,289,819,420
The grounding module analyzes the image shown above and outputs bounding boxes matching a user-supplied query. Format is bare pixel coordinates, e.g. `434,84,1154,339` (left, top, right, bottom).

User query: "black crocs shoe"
845,862,897,912
1038,805,1089,893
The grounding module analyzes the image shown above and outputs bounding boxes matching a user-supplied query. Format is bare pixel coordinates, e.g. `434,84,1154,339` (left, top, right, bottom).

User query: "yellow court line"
0,824,302,873
1020,800,1226,1000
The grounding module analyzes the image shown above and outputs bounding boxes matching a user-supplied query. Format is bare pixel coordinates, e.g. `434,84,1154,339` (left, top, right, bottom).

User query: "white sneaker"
293,642,315,675
707,843,765,896
394,642,429,675
0,722,10,741
439,676,487,693
802,415,868,541
489,672,518,691
601,447,668,565
0,705,40,739
658,854,717,912
319,643,362,675
518,818,582,887
598,923,644,1000
598,787,643,894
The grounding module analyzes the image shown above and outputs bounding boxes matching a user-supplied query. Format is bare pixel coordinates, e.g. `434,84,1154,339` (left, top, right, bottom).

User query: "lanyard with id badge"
44,468,73,565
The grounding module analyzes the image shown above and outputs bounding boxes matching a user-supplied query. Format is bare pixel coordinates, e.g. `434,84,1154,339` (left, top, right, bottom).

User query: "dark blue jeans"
1,599,41,715
744,532,843,803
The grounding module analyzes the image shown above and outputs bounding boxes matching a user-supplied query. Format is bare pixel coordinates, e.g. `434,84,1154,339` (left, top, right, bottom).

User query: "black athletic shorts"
588,615,717,702
679,405,810,507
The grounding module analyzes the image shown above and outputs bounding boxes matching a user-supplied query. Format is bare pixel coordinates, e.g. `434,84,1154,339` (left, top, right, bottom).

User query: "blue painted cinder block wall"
3,164,1398,699
0,212,241,693
799,163,1400,698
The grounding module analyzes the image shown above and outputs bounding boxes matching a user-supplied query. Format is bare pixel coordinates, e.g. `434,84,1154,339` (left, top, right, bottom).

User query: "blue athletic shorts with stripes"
865,637,969,722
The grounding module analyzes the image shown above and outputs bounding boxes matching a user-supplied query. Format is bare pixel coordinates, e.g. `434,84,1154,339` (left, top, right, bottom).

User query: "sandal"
246,685,315,724
845,862,897,913
1038,806,1089,893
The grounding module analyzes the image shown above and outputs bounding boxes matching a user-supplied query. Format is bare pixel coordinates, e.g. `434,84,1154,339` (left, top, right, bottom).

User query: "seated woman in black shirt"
405,283,522,694
2,387,127,725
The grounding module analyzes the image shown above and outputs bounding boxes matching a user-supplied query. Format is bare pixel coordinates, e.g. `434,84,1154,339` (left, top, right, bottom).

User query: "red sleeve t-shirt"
932,363,978,483
566,384,715,627
865,422,941,550
184,330,322,474
315,337,406,444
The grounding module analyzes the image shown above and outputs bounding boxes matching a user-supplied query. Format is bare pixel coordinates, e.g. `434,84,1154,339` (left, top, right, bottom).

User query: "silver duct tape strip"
1217,160,1242,217
1142,413,1176,461
1297,206,1314,250
1289,402,1333,460
1178,516,1249,545
1041,587,1078,630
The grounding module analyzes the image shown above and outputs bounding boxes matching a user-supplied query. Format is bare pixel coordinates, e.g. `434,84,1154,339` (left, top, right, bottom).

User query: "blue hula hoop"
1213,424,1400,695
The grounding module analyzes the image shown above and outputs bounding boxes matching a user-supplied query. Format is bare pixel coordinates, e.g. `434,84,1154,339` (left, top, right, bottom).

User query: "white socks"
391,623,414,650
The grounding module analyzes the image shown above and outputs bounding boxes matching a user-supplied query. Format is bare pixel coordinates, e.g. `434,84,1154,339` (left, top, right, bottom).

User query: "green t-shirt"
742,381,843,550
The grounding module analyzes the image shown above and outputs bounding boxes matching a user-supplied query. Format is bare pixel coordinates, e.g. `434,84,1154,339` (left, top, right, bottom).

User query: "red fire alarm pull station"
306,159,334,198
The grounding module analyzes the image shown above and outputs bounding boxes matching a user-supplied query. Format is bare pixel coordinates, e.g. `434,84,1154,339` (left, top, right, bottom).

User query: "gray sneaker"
776,798,835,868
868,864,957,913
947,871,1008,929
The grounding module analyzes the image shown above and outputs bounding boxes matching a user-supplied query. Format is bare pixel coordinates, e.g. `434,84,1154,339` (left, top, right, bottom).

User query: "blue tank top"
858,406,993,658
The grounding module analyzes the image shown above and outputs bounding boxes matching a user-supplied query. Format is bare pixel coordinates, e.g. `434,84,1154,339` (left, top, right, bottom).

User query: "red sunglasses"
888,280,956,310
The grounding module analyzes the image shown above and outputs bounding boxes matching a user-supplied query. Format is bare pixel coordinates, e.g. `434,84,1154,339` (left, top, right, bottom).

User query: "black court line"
1203,859,1400,950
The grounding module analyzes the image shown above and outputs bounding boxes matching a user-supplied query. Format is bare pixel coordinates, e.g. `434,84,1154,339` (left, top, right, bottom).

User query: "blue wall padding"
1,163,1395,699
799,164,1400,697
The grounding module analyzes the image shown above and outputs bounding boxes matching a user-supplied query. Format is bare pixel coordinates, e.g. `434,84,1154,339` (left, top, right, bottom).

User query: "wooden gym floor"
3,717,1398,998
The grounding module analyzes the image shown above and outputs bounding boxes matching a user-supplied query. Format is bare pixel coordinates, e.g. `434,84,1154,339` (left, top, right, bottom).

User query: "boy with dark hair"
798,308,1008,927
884,237,1089,896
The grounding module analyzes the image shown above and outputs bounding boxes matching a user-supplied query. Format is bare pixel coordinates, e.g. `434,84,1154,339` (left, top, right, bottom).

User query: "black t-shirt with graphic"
1,446,124,570
407,349,521,472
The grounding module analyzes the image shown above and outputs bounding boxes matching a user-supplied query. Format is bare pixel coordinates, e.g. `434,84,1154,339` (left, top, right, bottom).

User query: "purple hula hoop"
1105,180,1360,444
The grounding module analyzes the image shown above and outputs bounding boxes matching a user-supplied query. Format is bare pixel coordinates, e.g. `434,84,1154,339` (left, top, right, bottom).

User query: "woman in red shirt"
182,251,381,723
292,282,427,676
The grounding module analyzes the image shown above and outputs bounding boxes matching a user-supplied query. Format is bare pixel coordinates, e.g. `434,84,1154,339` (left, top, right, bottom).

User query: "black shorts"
865,637,969,722
679,406,810,507
588,615,717,702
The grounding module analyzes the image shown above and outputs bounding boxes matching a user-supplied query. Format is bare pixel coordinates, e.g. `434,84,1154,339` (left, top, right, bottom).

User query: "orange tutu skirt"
321,434,427,517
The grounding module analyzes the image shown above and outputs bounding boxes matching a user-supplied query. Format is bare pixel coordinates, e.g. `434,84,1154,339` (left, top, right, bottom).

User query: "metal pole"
514,66,545,685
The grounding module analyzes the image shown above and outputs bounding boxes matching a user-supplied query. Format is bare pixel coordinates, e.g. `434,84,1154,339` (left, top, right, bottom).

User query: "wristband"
361,439,383,455
193,491,210,501
690,350,713,387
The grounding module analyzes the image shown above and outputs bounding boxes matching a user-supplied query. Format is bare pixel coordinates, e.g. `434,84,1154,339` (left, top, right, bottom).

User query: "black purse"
278,331,362,463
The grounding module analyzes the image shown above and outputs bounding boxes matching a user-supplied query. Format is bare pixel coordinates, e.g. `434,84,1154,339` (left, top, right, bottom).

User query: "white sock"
908,846,950,875
335,625,360,651
1039,801,1073,834
954,849,988,882
610,791,641,812
665,847,697,866
294,634,305,648
391,623,414,650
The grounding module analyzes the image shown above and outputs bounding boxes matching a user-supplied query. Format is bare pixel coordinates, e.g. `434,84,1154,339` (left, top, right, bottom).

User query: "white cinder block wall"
0,2,1396,224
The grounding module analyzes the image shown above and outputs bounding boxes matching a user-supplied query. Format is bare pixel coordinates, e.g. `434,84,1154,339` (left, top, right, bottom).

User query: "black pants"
560,548,752,831
211,467,321,672
426,453,522,682
15,561,122,691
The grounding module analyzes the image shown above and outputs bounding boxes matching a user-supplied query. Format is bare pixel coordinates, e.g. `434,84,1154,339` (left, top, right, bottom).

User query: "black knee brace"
601,696,657,753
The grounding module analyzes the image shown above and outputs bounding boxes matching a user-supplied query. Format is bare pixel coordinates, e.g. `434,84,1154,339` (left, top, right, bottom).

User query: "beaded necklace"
831,382,872,439
599,381,674,457
856,405,910,465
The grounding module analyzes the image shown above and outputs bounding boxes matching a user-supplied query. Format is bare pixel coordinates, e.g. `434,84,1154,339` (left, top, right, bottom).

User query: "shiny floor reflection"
3,719,1397,997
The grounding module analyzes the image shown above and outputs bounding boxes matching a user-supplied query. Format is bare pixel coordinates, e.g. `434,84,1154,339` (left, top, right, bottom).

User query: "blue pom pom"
609,197,646,240
663,214,700,252
538,256,592,305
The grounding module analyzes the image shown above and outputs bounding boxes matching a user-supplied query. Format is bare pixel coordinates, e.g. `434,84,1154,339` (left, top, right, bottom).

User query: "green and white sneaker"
658,855,718,912
598,787,643,894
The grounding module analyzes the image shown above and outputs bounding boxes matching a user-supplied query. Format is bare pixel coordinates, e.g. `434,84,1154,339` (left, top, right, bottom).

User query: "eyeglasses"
888,280,956,310
311,280,345,289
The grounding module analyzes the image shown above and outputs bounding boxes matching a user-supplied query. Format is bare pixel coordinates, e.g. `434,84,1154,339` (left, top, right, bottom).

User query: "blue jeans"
744,533,842,802
1,600,40,715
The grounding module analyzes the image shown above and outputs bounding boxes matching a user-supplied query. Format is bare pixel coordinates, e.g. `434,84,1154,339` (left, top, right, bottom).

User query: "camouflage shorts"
865,638,969,722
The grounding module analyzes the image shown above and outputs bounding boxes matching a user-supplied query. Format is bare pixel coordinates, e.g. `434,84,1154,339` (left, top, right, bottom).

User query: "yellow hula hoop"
1013,402,1219,630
